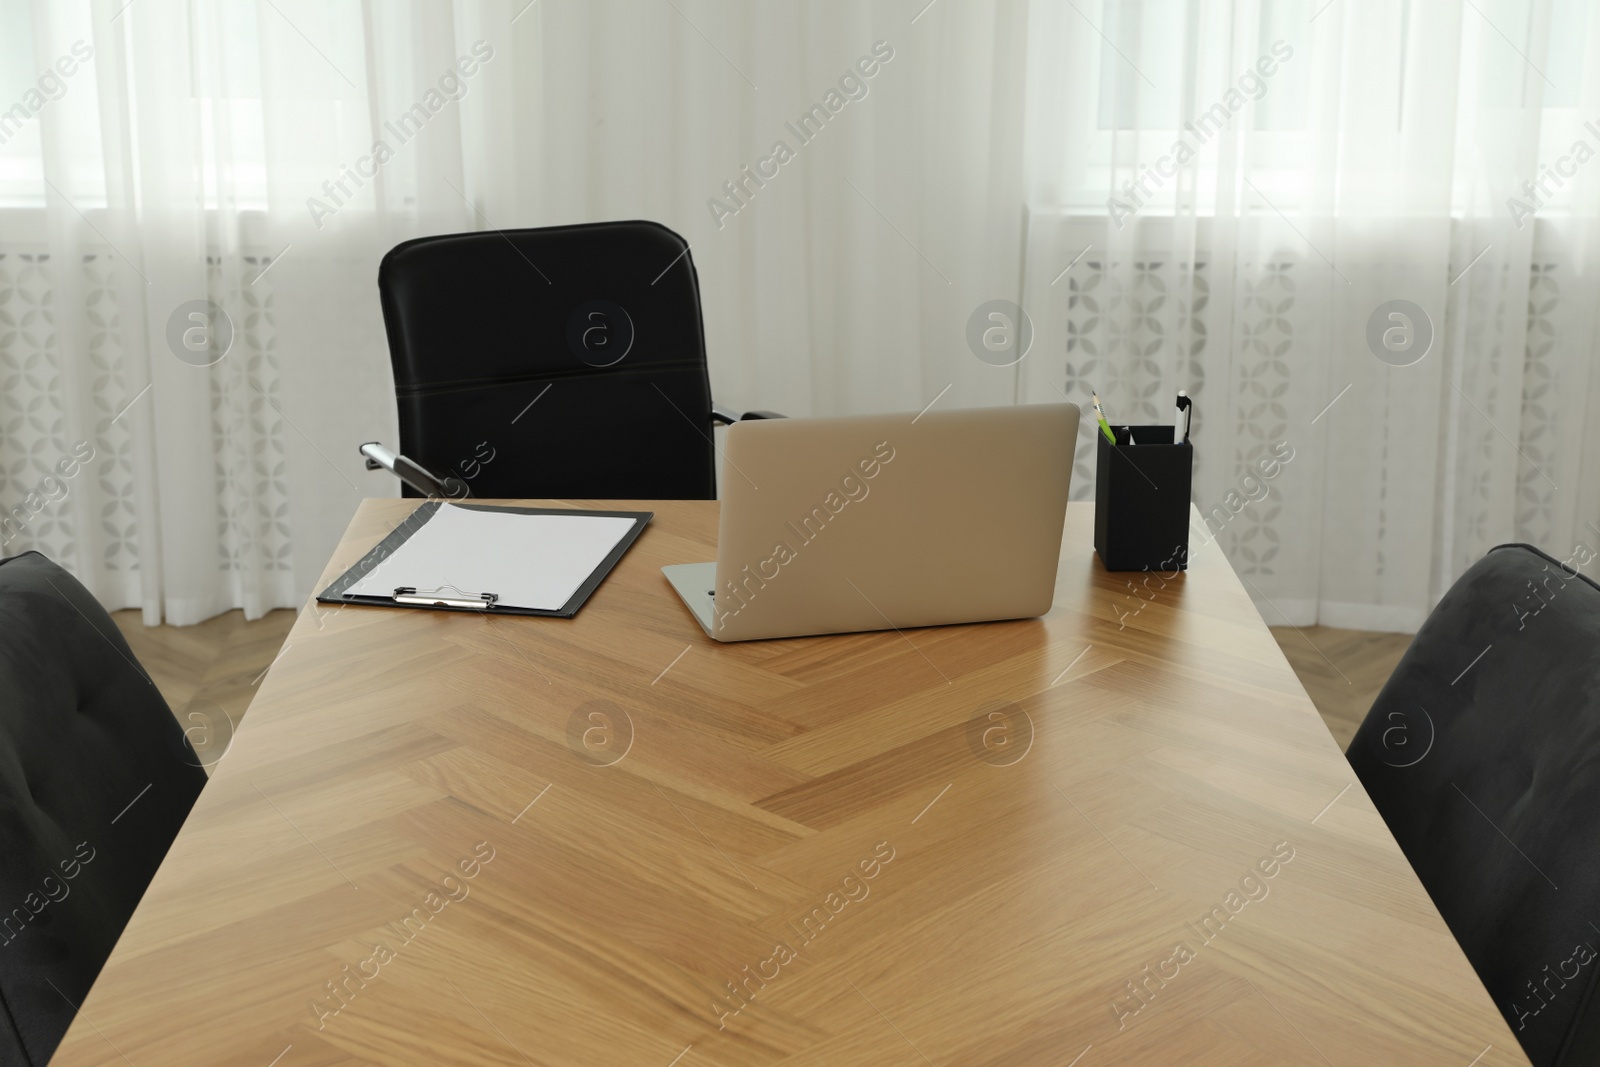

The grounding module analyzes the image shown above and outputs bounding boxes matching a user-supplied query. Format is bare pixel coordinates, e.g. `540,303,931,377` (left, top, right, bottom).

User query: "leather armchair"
0,552,206,1065
1348,542,1600,1067
362,221,782,499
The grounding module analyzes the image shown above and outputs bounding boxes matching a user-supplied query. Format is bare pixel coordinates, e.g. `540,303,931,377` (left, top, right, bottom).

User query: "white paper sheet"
344,503,640,611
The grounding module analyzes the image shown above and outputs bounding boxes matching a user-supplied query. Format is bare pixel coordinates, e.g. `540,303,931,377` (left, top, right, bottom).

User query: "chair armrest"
710,404,785,425
359,442,468,498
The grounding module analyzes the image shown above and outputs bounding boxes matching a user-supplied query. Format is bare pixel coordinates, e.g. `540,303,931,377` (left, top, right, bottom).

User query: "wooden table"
54,500,1529,1066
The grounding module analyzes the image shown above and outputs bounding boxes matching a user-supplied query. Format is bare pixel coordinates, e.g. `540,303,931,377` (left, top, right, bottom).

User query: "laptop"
663,403,1080,642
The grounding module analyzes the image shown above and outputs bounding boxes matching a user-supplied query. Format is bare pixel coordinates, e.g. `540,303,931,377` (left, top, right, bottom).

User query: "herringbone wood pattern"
114,614,1403,759
54,501,1522,1067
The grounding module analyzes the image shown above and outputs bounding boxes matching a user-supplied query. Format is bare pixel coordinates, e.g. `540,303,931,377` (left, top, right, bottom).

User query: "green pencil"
1091,391,1116,445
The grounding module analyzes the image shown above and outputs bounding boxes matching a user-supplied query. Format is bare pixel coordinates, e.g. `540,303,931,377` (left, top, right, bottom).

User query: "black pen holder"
1094,425,1192,572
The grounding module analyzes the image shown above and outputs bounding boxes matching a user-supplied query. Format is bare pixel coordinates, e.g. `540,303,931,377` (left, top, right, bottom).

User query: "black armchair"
1347,543,1600,1067
362,220,780,500
0,552,206,1065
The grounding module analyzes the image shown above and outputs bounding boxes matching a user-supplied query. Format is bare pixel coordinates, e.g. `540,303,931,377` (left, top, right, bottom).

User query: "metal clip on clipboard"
392,585,499,609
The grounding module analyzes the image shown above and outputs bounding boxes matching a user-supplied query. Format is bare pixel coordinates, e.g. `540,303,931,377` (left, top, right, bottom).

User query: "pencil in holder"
1093,425,1192,573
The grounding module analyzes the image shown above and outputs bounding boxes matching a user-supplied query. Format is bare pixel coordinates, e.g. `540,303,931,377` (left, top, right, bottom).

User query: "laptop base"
663,562,717,635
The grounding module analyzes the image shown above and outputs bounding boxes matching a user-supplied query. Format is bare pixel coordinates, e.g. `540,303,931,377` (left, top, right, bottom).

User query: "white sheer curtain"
3,0,1598,630
0,0,1029,624
1021,0,1600,630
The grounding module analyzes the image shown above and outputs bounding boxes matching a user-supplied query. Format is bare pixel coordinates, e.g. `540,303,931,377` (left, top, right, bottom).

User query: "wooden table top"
54,500,1529,1067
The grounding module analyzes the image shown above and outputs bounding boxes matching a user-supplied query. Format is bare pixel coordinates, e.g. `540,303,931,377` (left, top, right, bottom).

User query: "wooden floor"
111,608,297,773
114,609,1409,759
1269,624,1414,749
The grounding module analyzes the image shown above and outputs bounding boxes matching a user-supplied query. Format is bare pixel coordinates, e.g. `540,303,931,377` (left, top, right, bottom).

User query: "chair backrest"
1347,543,1600,1067
0,553,206,1066
378,220,717,500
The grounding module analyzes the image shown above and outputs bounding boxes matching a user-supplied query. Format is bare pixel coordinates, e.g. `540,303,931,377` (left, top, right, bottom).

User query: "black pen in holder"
1094,425,1193,572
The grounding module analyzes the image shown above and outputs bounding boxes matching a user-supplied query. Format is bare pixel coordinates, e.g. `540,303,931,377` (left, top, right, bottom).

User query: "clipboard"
316,501,652,618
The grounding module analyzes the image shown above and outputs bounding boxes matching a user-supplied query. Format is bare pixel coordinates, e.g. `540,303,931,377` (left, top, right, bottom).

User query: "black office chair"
360,220,779,499
1347,543,1600,1067
0,552,207,1066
